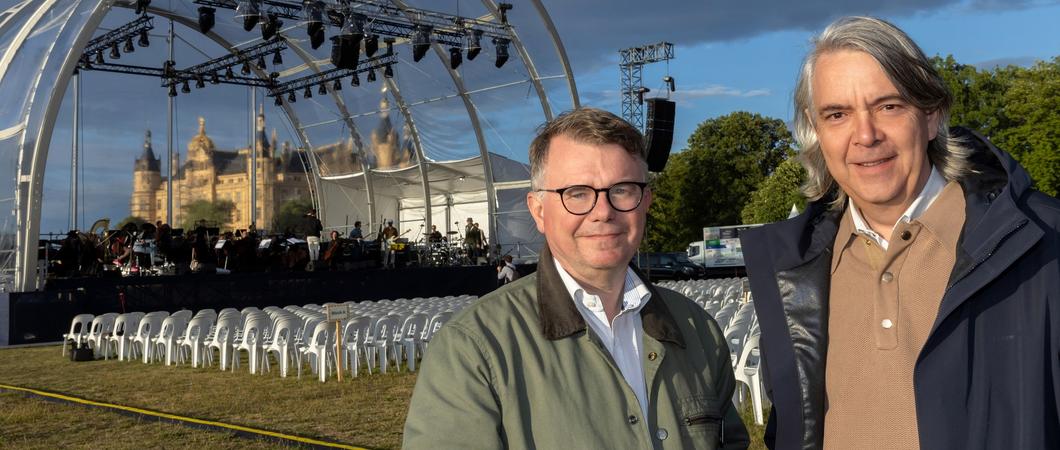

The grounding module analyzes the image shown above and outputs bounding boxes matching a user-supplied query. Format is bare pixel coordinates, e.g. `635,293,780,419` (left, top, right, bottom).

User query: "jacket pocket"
678,395,722,447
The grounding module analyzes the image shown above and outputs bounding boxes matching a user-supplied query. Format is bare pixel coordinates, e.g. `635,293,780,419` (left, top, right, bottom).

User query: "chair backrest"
139,312,169,338
171,309,193,322
308,321,331,347
372,315,401,342
67,314,94,338
267,317,298,349
183,316,213,343
399,313,429,341
210,315,240,346
240,314,268,346
423,311,453,340
342,316,373,347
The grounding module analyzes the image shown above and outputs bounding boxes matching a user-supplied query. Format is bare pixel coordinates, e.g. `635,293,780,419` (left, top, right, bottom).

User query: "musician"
496,254,519,285
428,225,444,243
301,209,323,262
465,222,485,263
382,220,399,269
324,229,345,271
350,221,364,240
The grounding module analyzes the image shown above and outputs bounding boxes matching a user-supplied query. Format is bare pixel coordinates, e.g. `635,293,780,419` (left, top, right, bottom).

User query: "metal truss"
81,14,154,56
265,51,398,97
619,41,673,130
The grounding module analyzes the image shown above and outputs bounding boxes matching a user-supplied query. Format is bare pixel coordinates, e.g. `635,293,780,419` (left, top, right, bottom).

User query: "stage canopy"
0,0,578,292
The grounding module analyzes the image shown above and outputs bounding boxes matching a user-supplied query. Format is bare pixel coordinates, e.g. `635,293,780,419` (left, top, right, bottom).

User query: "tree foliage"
934,55,1060,196
117,215,147,230
646,111,794,251
181,200,235,231
741,156,807,224
272,197,314,235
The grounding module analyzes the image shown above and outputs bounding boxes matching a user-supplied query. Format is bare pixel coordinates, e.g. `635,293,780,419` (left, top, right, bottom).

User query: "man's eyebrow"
869,94,907,106
815,103,847,115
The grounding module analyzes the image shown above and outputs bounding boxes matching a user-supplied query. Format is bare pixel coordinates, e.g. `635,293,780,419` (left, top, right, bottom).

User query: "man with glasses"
404,108,748,449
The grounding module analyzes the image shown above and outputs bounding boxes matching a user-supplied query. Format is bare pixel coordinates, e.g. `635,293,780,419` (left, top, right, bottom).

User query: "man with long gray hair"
741,16,1060,449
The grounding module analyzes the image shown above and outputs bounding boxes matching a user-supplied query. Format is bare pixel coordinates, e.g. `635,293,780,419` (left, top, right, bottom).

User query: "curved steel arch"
530,0,580,109
481,0,552,122
383,77,433,234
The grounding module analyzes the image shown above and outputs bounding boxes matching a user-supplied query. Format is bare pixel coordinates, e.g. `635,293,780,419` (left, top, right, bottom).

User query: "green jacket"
403,247,749,449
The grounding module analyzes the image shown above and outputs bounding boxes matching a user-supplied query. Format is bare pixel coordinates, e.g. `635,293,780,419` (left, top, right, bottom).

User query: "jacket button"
900,230,912,240
656,428,668,440
881,272,894,283
628,415,639,425
647,352,657,361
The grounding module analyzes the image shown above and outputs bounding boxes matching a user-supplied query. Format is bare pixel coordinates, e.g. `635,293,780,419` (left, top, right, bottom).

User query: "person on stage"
301,208,323,263
428,225,444,243
381,220,399,269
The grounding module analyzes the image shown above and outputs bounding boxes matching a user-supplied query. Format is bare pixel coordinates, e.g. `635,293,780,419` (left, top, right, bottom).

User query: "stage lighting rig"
79,15,154,64
110,43,121,60
123,37,135,54
493,38,510,68
366,67,376,83
466,29,483,60
134,0,151,16
498,3,513,25
318,83,327,95
267,51,398,102
197,6,215,34
235,0,261,32
412,25,432,62
364,34,379,57
384,63,393,78
449,47,462,70
663,76,676,92
261,13,282,41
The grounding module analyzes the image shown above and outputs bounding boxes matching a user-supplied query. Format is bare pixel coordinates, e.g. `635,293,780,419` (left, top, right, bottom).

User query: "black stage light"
236,0,260,32
493,37,510,68
225,66,235,79
168,84,177,97
330,34,362,70
287,91,296,103
664,75,676,92
261,14,281,41
412,25,432,62
385,37,395,55
197,6,215,34
384,63,393,78
94,50,104,65
272,49,283,66
256,55,266,70
195,75,205,89
303,86,312,99
466,29,482,60
110,42,121,59
498,3,513,25
350,72,360,86
332,79,342,91
310,27,325,50
210,71,220,84
138,29,150,47
366,67,376,83
318,83,327,95
305,1,324,38
123,37,135,54
449,47,462,70
241,60,251,75
274,95,282,106
162,60,175,78
181,80,191,94
134,0,151,15
364,34,379,57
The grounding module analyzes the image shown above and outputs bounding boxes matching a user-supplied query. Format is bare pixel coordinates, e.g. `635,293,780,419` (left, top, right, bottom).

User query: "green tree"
272,197,314,235
646,111,794,251
181,200,235,231
117,215,147,230
741,157,808,224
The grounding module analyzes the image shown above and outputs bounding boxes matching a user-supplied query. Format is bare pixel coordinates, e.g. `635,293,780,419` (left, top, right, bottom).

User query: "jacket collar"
536,243,686,348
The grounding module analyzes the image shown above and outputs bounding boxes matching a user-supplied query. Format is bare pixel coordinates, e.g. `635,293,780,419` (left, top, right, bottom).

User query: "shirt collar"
848,167,947,249
552,257,652,315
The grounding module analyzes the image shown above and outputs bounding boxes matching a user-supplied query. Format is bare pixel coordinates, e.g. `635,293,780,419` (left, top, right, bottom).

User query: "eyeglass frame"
534,181,649,215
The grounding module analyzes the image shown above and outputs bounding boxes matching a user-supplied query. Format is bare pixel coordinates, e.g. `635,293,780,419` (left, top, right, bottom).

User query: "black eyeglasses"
535,182,648,215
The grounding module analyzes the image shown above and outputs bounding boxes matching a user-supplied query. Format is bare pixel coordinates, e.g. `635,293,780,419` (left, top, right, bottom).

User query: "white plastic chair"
206,313,241,370
61,314,94,356
177,315,214,367
365,315,401,374
233,313,268,374
733,333,765,425
299,321,333,382
151,315,189,365
419,311,453,356
106,312,144,360
395,313,429,371
262,317,299,377
85,313,118,358
129,311,168,363
341,316,373,377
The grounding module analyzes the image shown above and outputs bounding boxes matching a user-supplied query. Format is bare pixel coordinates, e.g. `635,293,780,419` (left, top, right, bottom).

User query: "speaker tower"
644,98,675,172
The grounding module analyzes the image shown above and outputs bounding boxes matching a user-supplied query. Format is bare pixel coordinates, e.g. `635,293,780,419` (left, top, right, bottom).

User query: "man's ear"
527,191,546,234
926,109,941,141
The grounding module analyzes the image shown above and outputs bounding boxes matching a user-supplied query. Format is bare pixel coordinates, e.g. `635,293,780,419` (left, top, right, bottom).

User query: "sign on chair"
325,304,351,322
325,304,352,381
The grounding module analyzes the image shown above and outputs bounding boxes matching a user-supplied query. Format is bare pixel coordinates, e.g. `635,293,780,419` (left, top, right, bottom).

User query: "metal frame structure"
0,0,580,293
619,41,673,130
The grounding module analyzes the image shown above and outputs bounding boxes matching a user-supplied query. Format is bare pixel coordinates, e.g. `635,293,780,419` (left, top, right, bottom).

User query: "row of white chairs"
60,295,477,383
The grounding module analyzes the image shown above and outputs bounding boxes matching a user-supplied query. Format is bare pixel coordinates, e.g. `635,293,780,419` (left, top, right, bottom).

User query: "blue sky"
36,0,1060,234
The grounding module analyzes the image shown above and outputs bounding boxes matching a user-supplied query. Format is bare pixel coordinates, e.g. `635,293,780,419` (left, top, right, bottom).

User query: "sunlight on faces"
809,50,939,217
527,134,650,275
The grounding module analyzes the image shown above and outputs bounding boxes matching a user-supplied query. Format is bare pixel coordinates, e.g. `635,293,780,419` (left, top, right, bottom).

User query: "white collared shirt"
849,167,947,251
552,258,653,416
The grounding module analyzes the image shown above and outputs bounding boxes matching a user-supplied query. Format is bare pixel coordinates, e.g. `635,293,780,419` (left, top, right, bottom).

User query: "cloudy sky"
32,0,1060,233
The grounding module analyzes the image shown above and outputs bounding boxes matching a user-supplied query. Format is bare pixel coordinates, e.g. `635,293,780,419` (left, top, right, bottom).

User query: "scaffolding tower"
619,42,674,130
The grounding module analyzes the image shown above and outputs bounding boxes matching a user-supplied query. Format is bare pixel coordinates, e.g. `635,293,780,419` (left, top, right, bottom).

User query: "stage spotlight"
350,72,360,86
303,86,312,99
272,49,283,66
261,14,281,41
305,1,325,41
493,37,510,68
210,71,220,84
498,3,513,25
385,37,395,56
195,75,205,89
162,60,175,78
330,34,362,70
134,0,151,15
449,47,462,70
637,87,650,104
110,42,121,60
384,63,394,78
197,6,215,34
366,67,376,83
241,60,252,75
466,29,483,60
364,34,379,57
256,55,266,70
332,79,342,91
310,27,325,50
235,0,260,32
94,50,104,65
225,66,235,79
412,25,432,62
181,80,191,94
663,76,676,92
287,91,296,103
168,84,177,97
124,37,135,54
318,83,327,95
274,95,282,106
138,29,150,47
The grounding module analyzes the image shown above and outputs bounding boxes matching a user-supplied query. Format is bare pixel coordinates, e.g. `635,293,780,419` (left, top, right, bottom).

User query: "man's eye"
825,112,844,121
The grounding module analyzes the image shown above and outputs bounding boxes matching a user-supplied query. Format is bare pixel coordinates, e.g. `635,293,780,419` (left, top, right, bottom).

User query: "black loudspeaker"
644,98,675,172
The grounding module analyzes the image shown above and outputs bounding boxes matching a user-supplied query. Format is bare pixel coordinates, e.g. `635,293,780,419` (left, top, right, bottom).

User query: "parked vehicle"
635,252,696,281
668,252,707,279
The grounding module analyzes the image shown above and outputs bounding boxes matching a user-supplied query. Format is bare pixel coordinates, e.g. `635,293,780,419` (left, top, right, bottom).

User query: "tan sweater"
823,181,965,450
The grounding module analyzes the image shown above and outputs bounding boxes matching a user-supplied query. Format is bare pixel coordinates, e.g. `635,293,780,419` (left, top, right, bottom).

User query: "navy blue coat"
741,129,1060,449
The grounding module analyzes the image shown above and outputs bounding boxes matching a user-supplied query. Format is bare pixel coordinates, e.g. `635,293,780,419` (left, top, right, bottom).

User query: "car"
668,252,707,279
635,252,696,281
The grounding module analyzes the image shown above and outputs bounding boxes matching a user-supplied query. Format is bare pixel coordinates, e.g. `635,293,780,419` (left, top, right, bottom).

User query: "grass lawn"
0,345,766,449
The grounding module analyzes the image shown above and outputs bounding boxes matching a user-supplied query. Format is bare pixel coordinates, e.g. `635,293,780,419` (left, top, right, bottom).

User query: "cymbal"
446,231,460,234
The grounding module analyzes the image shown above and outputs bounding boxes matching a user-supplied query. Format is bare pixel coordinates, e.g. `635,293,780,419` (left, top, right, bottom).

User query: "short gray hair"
528,108,647,190
793,16,974,207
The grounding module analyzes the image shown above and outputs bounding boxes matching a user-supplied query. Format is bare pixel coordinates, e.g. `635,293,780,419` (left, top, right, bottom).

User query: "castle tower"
131,130,161,221
371,86,406,169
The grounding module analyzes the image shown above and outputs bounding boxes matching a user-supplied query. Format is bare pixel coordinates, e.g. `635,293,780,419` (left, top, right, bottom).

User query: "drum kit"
418,231,473,267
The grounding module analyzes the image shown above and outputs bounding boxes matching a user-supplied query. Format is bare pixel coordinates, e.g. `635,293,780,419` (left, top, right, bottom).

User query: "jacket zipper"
945,219,1027,293
684,414,724,443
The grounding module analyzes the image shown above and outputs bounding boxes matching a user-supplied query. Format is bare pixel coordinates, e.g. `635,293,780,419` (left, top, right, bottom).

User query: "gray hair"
793,16,974,207
528,107,647,190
